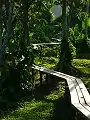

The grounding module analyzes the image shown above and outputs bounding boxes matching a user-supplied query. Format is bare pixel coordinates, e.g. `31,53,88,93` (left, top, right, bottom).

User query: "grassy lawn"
73,59,90,91
0,80,65,120
35,57,90,91
35,57,90,90
1,101,53,120
0,58,90,120
34,57,59,69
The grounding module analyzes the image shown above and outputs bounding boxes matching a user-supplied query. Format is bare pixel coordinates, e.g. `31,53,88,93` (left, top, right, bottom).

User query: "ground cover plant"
72,59,90,91
0,58,90,120
0,78,65,120
0,0,90,119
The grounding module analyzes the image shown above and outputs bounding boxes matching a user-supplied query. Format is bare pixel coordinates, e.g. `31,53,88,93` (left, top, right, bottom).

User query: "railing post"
46,74,48,85
40,45,42,66
64,80,75,120
32,68,35,96
40,71,42,87
65,80,70,102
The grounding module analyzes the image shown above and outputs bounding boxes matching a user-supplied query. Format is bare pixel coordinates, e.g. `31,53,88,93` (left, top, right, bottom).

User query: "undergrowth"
72,59,90,91
0,58,90,120
0,80,65,120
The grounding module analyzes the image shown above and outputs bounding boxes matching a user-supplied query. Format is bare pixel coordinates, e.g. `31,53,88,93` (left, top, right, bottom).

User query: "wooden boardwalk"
32,42,60,46
32,42,60,49
32,65,90,120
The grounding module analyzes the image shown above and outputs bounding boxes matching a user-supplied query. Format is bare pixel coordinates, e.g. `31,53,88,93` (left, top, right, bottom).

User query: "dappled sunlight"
0,80,65,120
45,86,64,101
0,0,90,119
1,101,53,120
73,59,90,68
72,59,90,91
77,67,90,74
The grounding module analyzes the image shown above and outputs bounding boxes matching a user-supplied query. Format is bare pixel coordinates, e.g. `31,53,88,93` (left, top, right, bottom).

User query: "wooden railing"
32,42,60,50
32,65,90,120
32,42,60,46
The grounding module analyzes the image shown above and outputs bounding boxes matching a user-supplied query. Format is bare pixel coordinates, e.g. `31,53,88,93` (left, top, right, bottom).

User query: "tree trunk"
0,1,3,66
23,0,34,65
6,0,13,45
0,0,13,66
23,0,29,43
67,1,73,30
58,0,72,73
85,4,89,40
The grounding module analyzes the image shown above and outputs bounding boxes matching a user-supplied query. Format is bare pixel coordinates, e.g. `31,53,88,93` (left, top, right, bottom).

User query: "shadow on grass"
0,77,79,120
66,65,90,78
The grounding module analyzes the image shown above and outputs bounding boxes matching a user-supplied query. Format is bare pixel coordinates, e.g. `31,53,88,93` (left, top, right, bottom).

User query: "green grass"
1,58,90,120
34,57,59,69
73,59,90,68
0,81,65,120
1,101,53,120
35,57,90,90
73,59,90,89
45,86,64,101
34,57,59,84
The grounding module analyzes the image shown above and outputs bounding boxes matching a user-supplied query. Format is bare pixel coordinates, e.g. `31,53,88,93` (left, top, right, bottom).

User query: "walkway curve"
32,65,90,120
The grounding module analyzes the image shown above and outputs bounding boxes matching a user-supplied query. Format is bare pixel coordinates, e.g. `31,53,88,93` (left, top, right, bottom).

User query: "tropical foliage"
0,0,89,109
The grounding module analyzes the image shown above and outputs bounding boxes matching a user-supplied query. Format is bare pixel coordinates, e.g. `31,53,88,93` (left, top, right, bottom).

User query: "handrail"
32,65,90,119
32,42,60,46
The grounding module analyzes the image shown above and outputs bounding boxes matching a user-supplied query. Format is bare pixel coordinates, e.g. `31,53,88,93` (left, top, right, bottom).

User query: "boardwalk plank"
32,65,90,119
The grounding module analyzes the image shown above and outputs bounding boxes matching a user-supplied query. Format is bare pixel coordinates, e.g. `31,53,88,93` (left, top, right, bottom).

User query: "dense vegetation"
0,59,90,120
0,0,90,120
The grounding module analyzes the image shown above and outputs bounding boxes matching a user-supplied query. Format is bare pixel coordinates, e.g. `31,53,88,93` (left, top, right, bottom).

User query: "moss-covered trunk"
58,0,72,73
